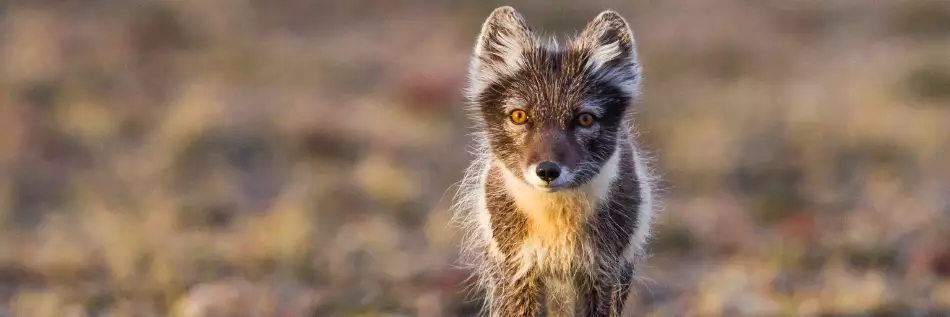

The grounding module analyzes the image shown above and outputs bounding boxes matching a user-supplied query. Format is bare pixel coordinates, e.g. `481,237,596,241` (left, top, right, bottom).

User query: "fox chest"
517,212,591,275
504,189,598,275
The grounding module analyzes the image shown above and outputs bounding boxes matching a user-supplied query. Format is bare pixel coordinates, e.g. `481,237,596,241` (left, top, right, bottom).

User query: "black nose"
535,161,561,182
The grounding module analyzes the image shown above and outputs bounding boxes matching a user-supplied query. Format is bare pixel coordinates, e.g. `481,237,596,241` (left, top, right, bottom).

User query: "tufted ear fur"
467,6,535,98
572,10,641,97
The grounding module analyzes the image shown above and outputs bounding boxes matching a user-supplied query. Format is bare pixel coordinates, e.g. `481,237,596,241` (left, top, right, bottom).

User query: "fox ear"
575,10,638,71
574,11,641,96
468,6,534,97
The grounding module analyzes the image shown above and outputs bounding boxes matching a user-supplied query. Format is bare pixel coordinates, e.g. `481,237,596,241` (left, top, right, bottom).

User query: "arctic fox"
453,6,657,317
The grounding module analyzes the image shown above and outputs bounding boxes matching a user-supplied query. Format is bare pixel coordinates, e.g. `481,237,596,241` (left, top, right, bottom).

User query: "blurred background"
0,0,949,316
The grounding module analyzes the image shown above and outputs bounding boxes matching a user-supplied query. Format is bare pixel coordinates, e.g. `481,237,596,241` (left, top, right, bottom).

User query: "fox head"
466,7,642,192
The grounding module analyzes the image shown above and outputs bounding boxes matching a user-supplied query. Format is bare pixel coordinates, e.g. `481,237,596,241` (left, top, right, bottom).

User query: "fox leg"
611,262,636,316
486,263,544,317
576,274,613,317
577,260,636,317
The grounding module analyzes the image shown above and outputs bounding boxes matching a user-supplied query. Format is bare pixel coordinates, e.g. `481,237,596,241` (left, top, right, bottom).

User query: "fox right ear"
468,6,534,97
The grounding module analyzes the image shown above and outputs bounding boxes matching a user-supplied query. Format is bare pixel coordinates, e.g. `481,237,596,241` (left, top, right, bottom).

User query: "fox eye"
576,113,595,127
509,109,529,125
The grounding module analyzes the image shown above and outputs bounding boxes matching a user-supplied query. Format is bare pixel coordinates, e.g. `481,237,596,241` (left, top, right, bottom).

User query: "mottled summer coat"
453,6,658,317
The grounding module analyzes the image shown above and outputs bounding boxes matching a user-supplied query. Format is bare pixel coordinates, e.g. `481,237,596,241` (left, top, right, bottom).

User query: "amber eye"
509,109,528,124
577,113,595,127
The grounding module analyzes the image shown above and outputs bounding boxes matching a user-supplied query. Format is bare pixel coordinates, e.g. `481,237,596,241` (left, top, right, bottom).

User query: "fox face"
467,8,642,192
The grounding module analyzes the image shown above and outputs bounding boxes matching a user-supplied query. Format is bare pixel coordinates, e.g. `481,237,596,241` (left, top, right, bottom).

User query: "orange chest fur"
507,180,598,274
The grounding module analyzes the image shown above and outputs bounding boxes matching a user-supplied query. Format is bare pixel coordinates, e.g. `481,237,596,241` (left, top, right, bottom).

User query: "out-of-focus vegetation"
0,0,949,316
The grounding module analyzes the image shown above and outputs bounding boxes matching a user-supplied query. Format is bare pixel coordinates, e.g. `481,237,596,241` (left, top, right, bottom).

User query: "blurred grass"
0,0,949,316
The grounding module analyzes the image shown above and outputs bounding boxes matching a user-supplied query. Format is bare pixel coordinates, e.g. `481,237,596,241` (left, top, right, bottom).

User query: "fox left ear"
574,10,641,96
